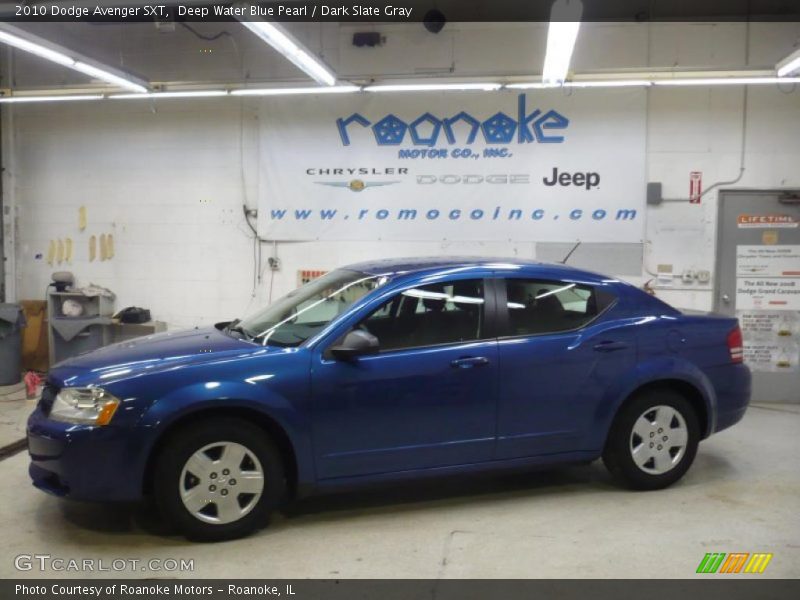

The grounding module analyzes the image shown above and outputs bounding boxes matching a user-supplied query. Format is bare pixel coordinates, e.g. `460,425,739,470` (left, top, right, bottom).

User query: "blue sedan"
27,258,751,540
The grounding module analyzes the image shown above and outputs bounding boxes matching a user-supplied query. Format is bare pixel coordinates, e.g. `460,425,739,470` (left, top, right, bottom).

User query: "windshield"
236,270,386,347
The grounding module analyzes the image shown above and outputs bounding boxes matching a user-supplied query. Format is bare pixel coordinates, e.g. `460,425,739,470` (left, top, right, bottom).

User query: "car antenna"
560,240,581,264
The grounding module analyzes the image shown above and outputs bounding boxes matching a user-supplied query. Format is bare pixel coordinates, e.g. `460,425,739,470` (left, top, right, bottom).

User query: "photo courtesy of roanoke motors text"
0,0,798,599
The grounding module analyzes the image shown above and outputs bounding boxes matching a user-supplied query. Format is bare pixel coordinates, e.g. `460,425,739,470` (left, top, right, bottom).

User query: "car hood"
49,326,266,387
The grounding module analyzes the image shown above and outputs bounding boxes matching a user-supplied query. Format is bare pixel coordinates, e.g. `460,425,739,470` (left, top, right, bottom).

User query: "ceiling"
1,21,799,91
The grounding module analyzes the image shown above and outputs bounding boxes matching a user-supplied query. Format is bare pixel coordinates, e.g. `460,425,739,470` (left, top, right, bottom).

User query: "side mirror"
330,330,379,360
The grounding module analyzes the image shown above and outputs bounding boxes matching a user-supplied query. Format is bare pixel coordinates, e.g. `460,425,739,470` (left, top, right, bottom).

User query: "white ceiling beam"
4,70,800,103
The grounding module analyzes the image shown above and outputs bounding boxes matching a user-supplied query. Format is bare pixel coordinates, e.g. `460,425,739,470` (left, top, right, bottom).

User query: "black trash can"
0,304,25,385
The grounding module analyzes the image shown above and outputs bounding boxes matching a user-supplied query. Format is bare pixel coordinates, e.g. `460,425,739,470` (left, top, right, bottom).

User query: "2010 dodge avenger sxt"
27,258,751,540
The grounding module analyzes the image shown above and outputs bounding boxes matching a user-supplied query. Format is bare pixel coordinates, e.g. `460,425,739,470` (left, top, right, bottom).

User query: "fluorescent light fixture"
0,30,73,66
239,19,336,86
111,90,229,99
777,48,800,77
505,82,557,89
654,77,800,86
231,85,359,96
71,62,147,93
364,83,502,92
507,80,651,89
542,0,583,85
564,79,652,88
0,94,103,104
0,24,148,92
10,72,798,108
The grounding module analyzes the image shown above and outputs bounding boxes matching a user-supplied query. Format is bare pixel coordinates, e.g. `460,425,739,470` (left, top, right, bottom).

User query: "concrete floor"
0,403,797,579
0,381,35,449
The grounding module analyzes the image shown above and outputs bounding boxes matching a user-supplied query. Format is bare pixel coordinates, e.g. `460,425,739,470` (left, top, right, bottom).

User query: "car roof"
343,256,614,283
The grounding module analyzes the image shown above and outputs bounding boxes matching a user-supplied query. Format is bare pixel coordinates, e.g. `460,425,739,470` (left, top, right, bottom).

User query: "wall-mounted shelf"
47,290,114,366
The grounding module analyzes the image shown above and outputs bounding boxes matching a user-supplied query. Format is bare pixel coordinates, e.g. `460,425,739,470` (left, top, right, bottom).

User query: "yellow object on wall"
78,206,87,231
89,235,97,262
20,300,49,372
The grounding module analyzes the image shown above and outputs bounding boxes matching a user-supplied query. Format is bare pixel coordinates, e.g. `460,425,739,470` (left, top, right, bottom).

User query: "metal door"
493,276,638,458
310,277,498,479
716,190,800,403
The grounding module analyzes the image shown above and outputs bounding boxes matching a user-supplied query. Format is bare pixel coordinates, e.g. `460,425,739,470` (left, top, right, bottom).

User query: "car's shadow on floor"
50,464,612,540
284,462,611,519
51,496,176,539
48,450,738,541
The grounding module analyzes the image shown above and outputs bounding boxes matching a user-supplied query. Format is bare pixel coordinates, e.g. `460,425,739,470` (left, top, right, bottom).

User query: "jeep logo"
542,167,600,190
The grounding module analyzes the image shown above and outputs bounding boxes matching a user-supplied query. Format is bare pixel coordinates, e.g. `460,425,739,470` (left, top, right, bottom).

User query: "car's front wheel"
153,417,286,541
602,390,700,490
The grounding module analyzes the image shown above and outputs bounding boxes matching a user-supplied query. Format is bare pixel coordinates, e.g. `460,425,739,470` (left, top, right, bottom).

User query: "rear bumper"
708,363,752,434
27,407,146,502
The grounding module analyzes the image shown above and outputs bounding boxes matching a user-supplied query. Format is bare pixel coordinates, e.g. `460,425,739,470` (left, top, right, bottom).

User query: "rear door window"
503,279,615,336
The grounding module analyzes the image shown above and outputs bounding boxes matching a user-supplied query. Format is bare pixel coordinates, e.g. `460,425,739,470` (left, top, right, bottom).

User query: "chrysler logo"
315,179,400,192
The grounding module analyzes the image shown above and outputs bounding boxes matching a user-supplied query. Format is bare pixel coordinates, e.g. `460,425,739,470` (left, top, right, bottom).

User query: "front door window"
361,279,486,351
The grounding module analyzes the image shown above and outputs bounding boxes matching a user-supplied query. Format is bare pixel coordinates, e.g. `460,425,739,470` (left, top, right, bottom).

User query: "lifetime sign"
337,94,569,146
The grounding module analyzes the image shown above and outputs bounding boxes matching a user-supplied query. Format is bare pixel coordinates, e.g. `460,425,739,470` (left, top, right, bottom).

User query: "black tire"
602,390,700,490
153,417,286,541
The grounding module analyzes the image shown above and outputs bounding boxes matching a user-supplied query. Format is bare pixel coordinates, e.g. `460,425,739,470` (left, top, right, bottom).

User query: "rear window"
503,279,615,336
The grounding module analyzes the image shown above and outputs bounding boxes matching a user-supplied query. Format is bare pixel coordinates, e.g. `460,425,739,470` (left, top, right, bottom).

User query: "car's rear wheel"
153,417,285,541
602,390,699,490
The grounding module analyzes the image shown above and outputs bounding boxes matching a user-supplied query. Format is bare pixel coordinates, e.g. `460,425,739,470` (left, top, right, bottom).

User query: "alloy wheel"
629,405,689,475
179,441,265,524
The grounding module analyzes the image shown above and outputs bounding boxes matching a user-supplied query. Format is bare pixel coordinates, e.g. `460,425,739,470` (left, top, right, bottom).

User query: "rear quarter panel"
633,308,751,437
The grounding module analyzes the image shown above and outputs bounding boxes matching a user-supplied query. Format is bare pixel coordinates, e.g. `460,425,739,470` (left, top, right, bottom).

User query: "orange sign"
738,214,798,228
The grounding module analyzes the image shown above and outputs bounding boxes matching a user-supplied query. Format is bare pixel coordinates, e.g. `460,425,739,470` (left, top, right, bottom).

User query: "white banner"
257,89,646,242
736,245,800,278
737,309,800,372
736,277,800,310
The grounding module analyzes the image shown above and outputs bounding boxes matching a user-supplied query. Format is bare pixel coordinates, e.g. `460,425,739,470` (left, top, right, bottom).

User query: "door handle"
450,356,490,369
593,341,629,353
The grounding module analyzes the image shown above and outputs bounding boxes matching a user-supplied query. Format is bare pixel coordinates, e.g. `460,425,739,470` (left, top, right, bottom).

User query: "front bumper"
27,407,147,502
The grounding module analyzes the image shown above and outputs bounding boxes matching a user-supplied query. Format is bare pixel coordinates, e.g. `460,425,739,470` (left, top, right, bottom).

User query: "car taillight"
727,325,744,363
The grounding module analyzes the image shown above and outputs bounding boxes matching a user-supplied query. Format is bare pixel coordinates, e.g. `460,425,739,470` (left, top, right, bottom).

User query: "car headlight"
50,387,120,425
